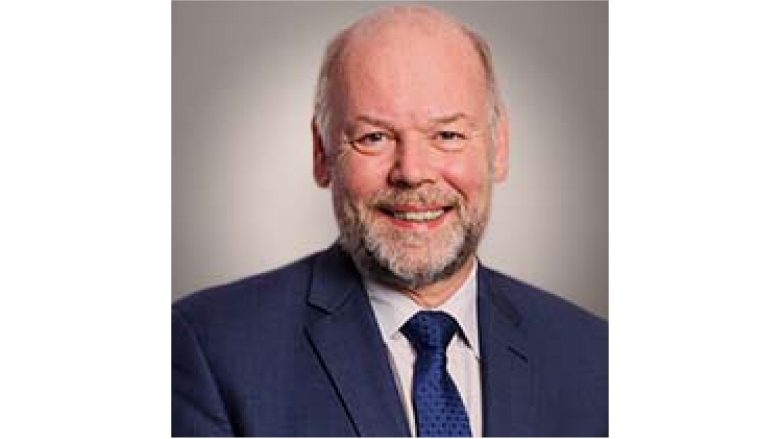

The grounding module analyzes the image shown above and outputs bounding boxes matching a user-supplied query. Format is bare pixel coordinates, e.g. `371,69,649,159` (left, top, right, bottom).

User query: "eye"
432,130,468,151
359,132,388,144
436,131,466,141
350,131,394,154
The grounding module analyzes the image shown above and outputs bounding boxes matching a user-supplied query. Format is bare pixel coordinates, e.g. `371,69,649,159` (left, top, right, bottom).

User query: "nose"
388,135,435,187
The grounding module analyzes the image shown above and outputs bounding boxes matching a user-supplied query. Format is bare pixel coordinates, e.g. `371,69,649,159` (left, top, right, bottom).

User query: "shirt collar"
365,262,480,358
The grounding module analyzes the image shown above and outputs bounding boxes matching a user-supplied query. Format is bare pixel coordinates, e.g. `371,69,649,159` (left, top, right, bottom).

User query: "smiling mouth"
377,205,455,223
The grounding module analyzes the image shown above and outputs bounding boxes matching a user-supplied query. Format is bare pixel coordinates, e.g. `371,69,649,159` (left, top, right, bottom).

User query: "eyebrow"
351,115,397,131
429,113,472,126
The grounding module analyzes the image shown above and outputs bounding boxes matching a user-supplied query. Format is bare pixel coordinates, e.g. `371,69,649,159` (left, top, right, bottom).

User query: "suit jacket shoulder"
478,266,608,436
173,255,315,335
482,266,607,347
172,251,332,436
172,247,409,437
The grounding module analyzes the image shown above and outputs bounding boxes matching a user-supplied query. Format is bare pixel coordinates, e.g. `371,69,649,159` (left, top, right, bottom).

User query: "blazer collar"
305,247,536,436
477,264,536,436
306,244,363,313
305,245,411,437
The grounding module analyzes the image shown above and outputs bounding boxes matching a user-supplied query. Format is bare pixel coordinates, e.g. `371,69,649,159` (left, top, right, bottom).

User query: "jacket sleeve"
172,308,234,437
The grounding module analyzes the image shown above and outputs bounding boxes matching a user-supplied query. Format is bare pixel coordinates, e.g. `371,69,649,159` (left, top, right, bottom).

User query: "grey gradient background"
172,1,608,319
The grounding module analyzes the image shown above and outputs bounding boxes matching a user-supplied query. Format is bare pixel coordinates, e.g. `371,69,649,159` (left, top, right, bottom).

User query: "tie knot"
401,311,459,354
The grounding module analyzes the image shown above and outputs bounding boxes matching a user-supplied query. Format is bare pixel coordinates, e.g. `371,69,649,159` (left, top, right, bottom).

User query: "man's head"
312,5,509,292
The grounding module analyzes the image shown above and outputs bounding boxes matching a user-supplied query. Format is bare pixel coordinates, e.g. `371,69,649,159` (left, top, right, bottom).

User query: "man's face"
315,25,508,290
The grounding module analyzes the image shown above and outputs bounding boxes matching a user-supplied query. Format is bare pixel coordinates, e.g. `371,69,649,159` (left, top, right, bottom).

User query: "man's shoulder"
480,265,607,345
172,249,323,327
481,265,608,407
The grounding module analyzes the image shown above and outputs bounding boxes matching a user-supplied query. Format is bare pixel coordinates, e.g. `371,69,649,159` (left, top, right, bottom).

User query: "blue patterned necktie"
401,311,472,437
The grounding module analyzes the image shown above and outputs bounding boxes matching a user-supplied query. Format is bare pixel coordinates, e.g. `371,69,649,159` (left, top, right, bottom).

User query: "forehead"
337,22,488,124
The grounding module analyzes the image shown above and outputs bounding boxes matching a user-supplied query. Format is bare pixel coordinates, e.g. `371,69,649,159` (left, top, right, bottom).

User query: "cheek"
335,154,390,199
439,153,491,202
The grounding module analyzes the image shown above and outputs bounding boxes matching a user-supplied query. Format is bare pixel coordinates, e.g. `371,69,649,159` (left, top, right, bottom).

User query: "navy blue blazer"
172,245,608,436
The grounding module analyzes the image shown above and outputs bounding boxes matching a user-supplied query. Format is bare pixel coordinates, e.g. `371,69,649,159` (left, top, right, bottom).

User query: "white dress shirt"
365,264,482,437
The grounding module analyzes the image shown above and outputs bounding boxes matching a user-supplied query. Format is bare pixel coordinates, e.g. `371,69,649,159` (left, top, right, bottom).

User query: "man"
173,5,607,437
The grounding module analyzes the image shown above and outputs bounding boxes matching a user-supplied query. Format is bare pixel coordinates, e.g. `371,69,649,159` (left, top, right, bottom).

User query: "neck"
399,257,476,308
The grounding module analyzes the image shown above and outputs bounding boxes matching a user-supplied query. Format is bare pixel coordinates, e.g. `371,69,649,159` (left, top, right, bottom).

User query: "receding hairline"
314,5,503,148
332,5,488,81
343,5,474,45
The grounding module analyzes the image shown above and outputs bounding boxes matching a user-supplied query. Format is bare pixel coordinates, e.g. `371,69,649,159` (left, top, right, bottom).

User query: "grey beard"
336,205,486,291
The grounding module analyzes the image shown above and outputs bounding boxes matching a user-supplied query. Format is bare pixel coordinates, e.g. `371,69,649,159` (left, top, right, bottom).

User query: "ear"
312,119,331,188
491,110,509,182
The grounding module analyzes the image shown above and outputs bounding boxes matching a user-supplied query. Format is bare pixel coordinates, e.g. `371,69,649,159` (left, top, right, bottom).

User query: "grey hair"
313,5,504,151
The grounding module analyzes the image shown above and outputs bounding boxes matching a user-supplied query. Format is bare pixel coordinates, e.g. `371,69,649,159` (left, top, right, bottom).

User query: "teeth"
392,209,445,221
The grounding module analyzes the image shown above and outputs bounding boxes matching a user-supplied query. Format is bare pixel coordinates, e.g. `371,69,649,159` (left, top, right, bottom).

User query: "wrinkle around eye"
350,131,395,153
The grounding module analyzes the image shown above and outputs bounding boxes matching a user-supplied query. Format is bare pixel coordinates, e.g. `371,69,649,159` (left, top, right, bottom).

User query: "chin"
335,194,486,289
358,233,471,290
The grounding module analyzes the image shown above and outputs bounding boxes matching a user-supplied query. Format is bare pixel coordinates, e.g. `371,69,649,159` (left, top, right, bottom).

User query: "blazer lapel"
305,246,410,437
478,266,536,436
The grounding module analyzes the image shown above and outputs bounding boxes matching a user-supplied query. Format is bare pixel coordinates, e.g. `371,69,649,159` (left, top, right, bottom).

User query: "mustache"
368,187,461,209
